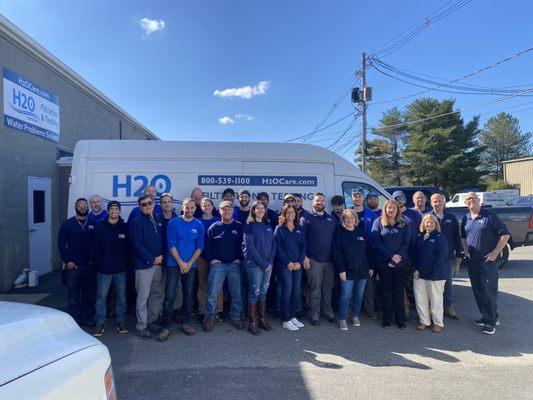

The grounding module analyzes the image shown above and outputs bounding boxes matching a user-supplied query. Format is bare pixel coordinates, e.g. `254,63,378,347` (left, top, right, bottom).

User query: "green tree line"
355,98,532,197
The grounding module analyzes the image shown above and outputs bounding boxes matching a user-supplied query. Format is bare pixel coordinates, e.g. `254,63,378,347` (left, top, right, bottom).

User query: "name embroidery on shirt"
118,234,125,239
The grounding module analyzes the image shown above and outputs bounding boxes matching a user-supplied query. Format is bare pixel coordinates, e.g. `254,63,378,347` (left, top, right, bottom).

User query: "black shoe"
196,314,205,323
382,321,391,328
136,329,152,339
215,312,225,322
474,318,500,326
92,324,105,337
147,322,162,333
481,325,496,335
310,319,321,326
324,314,337,323
398,323,406,330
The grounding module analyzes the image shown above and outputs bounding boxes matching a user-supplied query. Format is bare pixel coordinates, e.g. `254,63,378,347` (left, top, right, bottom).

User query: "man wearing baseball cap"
93,200,130,337
234,189,252,225
203,200,245,332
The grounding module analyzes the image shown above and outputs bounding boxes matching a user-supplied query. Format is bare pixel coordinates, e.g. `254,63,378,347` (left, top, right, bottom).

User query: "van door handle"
30,229,36,233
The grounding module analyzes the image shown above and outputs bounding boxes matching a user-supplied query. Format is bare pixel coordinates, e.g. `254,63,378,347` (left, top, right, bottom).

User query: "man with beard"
158,198,204,341
330,195,345,225
301,193,337,325
127,185,163,224
58,198,97,326
93,201,130,337
234,189,252,225
366,193,382,217
89,195,108,223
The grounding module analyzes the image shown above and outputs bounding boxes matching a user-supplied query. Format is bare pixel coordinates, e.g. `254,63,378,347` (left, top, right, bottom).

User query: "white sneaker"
352,316,361,327
291,318,304,328
339,320,348,331
283,320,299,331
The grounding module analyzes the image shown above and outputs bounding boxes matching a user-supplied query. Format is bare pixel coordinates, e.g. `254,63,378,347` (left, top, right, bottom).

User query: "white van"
0,301,115,400
68,140,390,216
446,192,507,208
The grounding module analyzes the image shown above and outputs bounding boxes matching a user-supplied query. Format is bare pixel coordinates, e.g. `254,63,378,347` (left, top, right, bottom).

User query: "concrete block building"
0,14,159,291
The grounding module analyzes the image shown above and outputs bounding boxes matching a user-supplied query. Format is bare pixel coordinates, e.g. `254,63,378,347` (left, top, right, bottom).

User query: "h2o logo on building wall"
113,175,171,197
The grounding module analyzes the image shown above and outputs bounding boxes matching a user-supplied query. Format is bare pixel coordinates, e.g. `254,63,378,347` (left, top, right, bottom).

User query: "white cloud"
235,114,255,121
218,116,235,125
139,18,166,35
213,81,270,99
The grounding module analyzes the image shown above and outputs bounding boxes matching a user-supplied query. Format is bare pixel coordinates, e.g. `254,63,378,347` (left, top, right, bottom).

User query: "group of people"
57,184,509,341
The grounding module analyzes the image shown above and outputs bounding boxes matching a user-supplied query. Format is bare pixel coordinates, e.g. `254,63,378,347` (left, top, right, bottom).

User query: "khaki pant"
413,278,445,327
197,257,223,314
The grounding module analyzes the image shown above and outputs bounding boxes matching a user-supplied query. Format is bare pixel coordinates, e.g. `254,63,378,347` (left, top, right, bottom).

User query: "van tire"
497,245,510,269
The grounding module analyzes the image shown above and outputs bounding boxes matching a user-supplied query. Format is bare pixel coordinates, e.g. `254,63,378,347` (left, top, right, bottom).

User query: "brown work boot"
116,322,129,334
92,324,105,337
181,323,196,336
257,301,273,332
247,302,261,336
157,328,171,342
230,319,244,329
433,325,443,333
417,323,429,330
203,316,215,332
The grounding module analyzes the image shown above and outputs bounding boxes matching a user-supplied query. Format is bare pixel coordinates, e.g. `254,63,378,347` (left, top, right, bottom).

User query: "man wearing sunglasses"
127,185,163,224
129,193,164,339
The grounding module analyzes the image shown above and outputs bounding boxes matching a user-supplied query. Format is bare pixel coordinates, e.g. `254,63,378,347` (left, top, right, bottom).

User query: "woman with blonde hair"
332,209,374,331
371,199,410,329
413,213,449,333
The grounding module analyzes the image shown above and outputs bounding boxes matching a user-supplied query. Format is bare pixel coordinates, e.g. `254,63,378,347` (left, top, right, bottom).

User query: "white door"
28,176,52,275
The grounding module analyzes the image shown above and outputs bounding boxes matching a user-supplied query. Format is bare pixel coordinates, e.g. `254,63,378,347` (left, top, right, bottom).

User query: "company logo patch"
118,234,125,239
191,228,198,234
231,230,239,235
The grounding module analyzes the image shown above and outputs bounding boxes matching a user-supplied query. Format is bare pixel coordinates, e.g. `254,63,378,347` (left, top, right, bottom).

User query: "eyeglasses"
140,201,153,207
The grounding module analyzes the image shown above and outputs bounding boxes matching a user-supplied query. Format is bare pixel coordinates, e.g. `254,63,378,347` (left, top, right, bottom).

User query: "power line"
370,46,533,104
286,112,354,143
327,115,359,150
370,87,533,132
369,0,473,58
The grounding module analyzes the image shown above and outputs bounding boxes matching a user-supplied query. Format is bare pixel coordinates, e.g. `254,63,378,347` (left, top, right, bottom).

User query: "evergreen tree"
355,107,406,185
479,112,532,179
403,98,482,196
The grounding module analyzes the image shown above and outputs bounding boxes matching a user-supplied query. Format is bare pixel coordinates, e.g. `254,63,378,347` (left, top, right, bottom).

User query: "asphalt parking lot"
4,246,533,399
101,246,533,400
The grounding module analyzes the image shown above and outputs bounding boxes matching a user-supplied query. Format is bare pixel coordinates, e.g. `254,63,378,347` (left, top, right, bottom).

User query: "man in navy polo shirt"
301,193,337,325
461,192,510,335
89,195,108,223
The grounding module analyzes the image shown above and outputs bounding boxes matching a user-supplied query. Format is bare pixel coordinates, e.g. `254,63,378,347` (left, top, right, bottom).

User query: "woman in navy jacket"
274,204,306,332
332,209,374,331
413,214,449,333
371,199,411,329
243,201,276,335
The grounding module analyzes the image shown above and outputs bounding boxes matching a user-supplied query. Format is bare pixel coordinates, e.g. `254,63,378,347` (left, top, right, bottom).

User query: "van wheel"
497,245,510,269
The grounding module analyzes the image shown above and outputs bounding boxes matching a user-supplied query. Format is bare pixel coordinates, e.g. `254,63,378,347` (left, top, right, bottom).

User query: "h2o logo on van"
112,175,171,197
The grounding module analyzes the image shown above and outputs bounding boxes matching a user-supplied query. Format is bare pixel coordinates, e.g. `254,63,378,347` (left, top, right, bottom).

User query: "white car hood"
0,301,100,386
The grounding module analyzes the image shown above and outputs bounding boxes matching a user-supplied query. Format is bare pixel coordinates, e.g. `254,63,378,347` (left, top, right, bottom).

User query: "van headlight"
105,365,116,400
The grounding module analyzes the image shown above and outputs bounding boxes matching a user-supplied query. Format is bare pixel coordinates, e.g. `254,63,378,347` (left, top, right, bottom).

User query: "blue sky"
1,0,532,161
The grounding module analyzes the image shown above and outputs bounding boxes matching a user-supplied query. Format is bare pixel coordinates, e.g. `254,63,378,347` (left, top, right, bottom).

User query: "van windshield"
342,182,387,209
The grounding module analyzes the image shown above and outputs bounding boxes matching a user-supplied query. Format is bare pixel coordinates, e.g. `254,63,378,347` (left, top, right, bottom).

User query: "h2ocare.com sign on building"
3,67,60,142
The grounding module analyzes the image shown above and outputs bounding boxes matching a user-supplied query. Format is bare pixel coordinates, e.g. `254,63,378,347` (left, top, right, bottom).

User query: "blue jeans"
443,260,455,309
245,264,273,303
67,266,96,324
206,262,243,320
278,265,302,322
95,271,127,325
162,267,196,327
338,279,367,320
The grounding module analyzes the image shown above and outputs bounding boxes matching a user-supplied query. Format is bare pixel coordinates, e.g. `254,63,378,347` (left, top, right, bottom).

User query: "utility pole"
361,52,368,174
